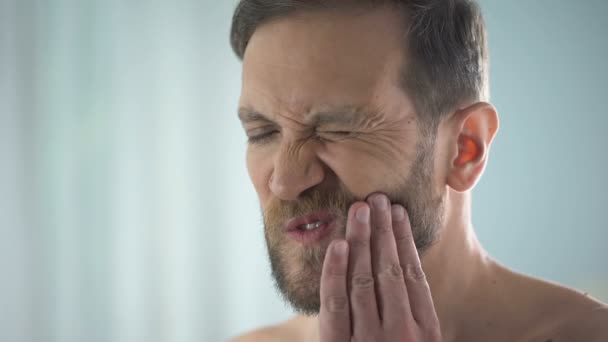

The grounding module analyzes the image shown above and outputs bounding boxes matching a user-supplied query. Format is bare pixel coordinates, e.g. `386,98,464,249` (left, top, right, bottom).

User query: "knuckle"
349,237,370,249
351,273,375,289
377,263,404,281
404,263,426,282
375,223,392,233
326,266,347,278
323,295,349,313
395,230,414,244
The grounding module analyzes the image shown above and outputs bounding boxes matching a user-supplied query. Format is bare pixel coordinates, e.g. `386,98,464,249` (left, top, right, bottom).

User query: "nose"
269,141,325,201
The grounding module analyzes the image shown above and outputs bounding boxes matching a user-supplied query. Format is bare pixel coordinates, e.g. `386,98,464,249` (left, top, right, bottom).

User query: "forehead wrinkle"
312,104,384,127
238,106,310,133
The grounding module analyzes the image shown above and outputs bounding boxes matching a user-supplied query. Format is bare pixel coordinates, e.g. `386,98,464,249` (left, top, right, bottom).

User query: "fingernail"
371,194,388,210
334,240,348,256
391,205,405,222
355,206,370,223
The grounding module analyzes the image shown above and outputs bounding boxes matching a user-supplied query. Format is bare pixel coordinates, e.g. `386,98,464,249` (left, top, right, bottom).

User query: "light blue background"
0,1,606,341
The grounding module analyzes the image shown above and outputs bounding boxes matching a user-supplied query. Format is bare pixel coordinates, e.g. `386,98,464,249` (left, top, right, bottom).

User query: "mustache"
263,185,357,229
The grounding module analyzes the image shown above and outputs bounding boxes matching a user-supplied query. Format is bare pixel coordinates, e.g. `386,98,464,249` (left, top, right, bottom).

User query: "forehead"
240,7,409,119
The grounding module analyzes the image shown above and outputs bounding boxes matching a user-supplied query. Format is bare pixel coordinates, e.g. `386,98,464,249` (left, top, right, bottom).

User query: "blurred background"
1,0,606,341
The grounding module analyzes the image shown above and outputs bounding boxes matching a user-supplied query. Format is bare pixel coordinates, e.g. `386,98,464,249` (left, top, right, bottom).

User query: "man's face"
239,8,445,314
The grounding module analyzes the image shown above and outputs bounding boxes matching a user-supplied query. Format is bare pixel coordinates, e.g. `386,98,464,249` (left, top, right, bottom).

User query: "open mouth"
284,212,336,245
298,220,324,231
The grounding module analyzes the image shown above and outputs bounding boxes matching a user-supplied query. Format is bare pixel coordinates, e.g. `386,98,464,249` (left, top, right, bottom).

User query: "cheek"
246,149,272,204
318,143,409,196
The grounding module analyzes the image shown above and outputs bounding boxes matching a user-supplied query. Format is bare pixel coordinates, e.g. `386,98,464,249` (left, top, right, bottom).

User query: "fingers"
319,240,351,341
367,194,410,325
320,195,440,342
393,206,439,329
346,202,380,336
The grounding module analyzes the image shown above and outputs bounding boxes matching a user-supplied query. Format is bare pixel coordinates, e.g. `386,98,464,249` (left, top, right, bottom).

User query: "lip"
283,211,336,245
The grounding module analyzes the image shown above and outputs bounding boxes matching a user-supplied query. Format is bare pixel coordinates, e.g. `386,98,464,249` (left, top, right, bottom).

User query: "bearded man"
230,0,608,341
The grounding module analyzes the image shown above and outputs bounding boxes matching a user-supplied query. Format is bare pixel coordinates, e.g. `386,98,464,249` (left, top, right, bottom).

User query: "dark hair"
230,0,488,127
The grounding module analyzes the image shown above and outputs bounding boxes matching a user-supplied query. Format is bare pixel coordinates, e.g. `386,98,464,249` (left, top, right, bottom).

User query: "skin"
232,6,608,342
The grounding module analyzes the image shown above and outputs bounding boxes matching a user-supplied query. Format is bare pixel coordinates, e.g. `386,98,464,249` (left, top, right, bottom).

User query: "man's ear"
445,102,499,192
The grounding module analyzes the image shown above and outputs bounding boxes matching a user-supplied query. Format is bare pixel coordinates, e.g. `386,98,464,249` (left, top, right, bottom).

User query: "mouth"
283,211,336,245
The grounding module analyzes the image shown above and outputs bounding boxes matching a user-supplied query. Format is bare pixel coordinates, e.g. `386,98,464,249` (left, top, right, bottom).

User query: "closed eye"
247,130,279,145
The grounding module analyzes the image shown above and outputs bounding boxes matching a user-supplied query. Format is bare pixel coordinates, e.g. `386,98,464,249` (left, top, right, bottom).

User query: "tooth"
301,221,323,230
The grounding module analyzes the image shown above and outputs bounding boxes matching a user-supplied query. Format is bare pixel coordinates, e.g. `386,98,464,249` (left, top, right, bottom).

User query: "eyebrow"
238,105,375,126
238,107,273,124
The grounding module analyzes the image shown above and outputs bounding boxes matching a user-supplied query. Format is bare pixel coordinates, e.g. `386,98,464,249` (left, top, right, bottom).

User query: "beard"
262,140,445,315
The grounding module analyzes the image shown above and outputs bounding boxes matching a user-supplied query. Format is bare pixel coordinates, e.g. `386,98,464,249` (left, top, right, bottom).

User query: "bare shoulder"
229,316,310,342
502,268,608,341
548,302,608,342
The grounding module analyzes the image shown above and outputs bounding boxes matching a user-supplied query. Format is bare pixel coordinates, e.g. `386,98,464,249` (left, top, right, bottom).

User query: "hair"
230,0,489,128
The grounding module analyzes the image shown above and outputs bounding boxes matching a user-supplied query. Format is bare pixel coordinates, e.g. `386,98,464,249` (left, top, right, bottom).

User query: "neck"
420,189,495,340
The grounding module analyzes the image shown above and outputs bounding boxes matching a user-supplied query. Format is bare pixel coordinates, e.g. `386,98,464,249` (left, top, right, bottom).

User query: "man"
229,0,608,341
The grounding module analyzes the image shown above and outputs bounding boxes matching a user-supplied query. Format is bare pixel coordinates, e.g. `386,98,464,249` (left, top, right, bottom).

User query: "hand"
319,193,441,341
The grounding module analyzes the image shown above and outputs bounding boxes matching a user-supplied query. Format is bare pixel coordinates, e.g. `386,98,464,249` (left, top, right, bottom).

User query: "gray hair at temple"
229,0,489,130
